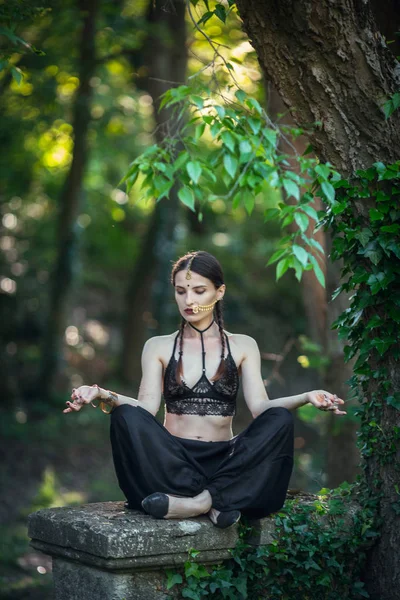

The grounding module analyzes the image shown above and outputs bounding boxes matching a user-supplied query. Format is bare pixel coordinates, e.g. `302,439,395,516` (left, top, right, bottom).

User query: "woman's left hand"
307,390,347,415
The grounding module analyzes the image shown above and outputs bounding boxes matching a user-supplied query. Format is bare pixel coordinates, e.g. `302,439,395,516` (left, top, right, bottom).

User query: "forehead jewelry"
185,254,196,280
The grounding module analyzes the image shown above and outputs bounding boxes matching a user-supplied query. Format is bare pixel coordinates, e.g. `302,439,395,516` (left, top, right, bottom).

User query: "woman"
63,251,346,528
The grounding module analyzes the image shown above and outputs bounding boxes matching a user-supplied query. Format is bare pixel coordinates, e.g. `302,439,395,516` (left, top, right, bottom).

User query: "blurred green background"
0,0,360,597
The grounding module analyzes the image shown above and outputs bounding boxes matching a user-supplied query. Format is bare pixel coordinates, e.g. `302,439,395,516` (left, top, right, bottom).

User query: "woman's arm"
65,337,164,416
239,335,344,418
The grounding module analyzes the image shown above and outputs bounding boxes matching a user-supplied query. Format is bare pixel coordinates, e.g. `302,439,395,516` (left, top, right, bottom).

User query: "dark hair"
170,251,226,384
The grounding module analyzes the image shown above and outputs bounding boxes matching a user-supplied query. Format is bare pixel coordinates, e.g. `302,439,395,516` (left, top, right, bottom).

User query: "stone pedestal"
28,497,359,599
28,501,273,600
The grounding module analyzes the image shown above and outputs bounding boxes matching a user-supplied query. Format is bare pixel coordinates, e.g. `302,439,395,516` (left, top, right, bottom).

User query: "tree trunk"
236,0,400,174
37,0,98,404
119,0,187,386
234,2,400,596
268,84,360,488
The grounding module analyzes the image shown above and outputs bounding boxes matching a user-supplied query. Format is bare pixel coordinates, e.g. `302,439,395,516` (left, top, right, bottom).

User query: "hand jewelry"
90,384,118,414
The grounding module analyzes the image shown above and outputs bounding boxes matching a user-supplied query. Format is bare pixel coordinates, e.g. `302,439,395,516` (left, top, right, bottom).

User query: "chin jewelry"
192,299,219,313
185,253,197,280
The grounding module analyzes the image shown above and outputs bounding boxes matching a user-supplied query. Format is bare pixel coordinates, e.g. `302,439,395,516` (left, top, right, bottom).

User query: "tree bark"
37,0,98,403
236,0,400,175
234,2,400,596
119,0,187,386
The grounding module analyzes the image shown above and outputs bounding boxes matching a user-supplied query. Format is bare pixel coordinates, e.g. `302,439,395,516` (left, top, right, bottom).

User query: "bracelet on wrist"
90,385,118,414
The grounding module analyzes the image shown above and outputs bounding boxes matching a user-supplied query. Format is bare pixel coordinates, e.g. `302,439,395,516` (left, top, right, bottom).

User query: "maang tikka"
185,253,196,280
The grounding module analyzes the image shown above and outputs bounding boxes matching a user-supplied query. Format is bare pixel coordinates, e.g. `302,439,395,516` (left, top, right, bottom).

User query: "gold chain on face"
192,299,218,313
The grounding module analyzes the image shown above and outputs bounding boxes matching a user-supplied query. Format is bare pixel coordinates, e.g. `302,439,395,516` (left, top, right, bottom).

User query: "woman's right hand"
63,384,100,413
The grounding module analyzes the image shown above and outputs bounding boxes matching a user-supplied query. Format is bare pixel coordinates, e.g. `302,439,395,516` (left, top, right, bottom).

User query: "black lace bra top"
163,320,239,417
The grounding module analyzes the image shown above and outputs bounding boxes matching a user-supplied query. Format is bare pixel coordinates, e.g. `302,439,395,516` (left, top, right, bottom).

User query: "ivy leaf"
386,395,400,410
355,228,373,247
186,161,202,184
372,339,392,356
178,187,195,212
369,208,384,221
223,154,238,179
292,244,308,267
166,570,183,590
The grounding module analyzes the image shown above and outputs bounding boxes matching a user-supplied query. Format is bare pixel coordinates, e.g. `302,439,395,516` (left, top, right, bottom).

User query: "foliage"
164,483,377,599
0,0,49,81
326,161,400,482
120,84,342,287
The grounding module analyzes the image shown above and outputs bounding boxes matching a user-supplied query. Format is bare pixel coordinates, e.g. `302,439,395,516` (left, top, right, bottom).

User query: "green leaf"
267,248,288,265
372,338,392,356
355,228,373,247
214,3,227,22
283,179,300,200
315,164,331,181
248,117,261,134
239,140,252,155
173,151,189,172
235,89,247,103
223,154,238,179
299,204,319,221
309,255,326,287
221,131,235,153
195,123,206,140
186,161,202,184
192,95,204,109
197,10,214,25
10,66,23,85
294,212,309,232
215,105,225,119
276,257,291,280
243,190,255,215
369,208,384,221
166,570,183,589
292,244,308,267
321,181,335,204
178,187,195,212
264,208,280,222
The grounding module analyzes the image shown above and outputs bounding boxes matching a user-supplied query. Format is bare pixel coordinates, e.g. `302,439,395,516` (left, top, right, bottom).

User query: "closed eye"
177,291,205,295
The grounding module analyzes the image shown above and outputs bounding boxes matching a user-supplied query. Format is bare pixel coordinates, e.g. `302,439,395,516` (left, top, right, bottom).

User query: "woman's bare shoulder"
143,331,179,358
223,332,257,362
224,331,256,345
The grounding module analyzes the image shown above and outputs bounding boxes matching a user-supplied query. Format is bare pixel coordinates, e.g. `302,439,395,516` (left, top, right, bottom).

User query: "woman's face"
174,269,225,321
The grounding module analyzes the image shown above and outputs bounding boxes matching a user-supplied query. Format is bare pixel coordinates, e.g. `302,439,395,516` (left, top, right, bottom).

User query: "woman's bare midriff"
164,412,234,442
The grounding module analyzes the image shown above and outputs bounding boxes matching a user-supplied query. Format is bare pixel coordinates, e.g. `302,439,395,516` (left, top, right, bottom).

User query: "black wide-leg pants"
110,404,294,519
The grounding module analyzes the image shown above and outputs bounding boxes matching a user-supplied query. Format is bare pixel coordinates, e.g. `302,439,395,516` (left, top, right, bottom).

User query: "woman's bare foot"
164,490,212,519
207,507,221,525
